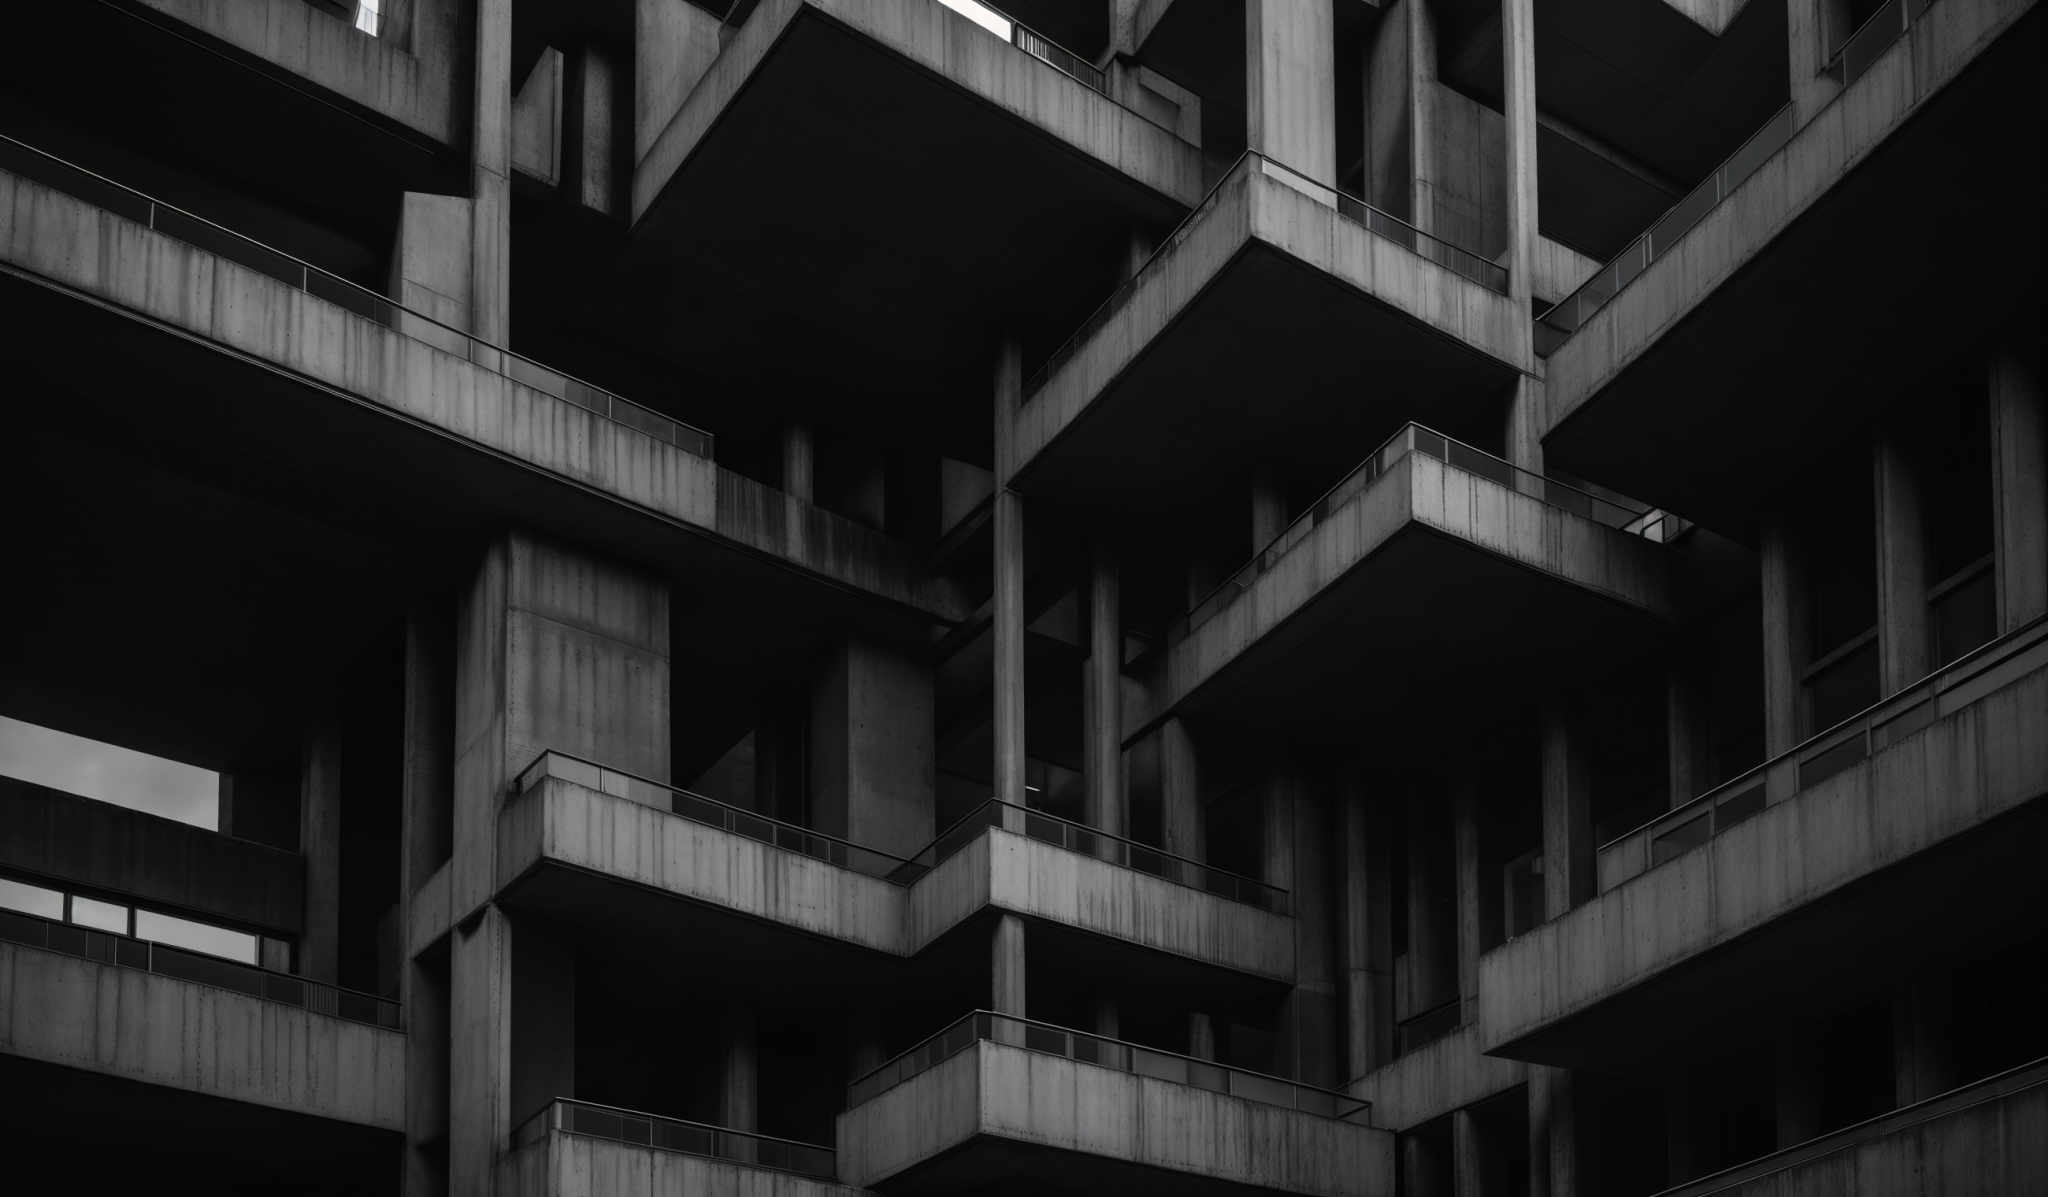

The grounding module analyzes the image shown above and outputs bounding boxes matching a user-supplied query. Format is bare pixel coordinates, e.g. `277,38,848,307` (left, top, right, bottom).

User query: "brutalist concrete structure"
0,0,2042,1193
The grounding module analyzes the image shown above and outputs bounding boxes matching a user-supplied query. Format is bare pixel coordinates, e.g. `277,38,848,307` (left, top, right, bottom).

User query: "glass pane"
134,910,257,964
0,878,64,920
1650,812,1712,866
69,896,128,934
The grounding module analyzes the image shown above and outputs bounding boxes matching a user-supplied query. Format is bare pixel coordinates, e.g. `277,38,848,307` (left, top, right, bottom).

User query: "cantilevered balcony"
1134,426,1671,743
1010,155,1520,521
1478,616,2048,1070
0,135,963,633
838,1010,1390,1196
499,1099,857,1197
0,909,404,1128
1644,1058,2048,1196
628,0,1203,447
1538,0,2043,530
496,752,1293,981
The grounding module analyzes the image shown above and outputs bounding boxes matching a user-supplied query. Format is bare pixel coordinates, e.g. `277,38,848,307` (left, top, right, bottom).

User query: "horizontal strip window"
0,873,258,964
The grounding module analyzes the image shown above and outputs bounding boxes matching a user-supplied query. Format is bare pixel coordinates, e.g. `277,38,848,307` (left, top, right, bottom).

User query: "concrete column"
1528,1066,1577,1197
993,338,1027,808
635,0,722,166
781,422,814,503
299,717,342,983
1991,344,2048,631
1244,0,1336,185
1089,997,1120,1039
1083,547,1125,841
470,0,513,348
450,907,511,1197
1760,518,1807,771
388,192,473,354
1159,717,1204,862
1406,787,1457,1014
1188,1010,1217,1060
1405,1133,1451,1197
1362,0,1434,223
808,639,935,857
511,47,563,186
401,606,454,902
1666,663,1703,808
1505,378,1545,476
991,912,1026,1016
1453,1106,1486,1197
1892,977,1955,1105
1251,470,1287,551
1874,437,1929,693
720,1006,759,1132
1341,787,1394,1080
1262,774,1296,890
573,46,619,214
1787,0,1846,125
1500,0,1538,315
1774,1032,1824,1146
403,958,450,1197
1279,774,1339,1088
1454,782,1483,1026
1539,704,1593,920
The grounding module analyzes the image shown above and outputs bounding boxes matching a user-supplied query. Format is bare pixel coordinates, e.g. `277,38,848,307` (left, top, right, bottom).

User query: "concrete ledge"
134,0,459,144
837,1040,1392,1195
634,0,1203,223
0,168,958,621
1544,0,2036,432
0,776,303,936
1346,1026,1526,1132
1478,656,2048,1061
500,1127,866,1197
0,939,405,1130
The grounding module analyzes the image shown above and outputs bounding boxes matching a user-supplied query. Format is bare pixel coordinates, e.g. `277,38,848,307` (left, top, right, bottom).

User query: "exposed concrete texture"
135,0,461,143
991,913,1026,1016
1991,343,2047,632
1874,436,1930,693
1544,0,2038,432
454,533,670,916
1340,788,1394,1081
719,1005,758,1133
633,0,1206,225
1011,165,1524,482
1501,0,1539,312
1531,236,1599,305
0,776,303,935
1244,0,1335,185
994,339,1027,809
0,173,958,618
837,1039,1393,1195
1761,518,1806,763
808,639,935,859
1421,82,1508,267
452,906,512,1197
1348,1026,1526,1131
1158,717,1204,862
470,0,512,347
634,0,724,168
1479,654,2048,1057
1084,551,1126,840
0,939,405,1130
576,46,620,215
388,191,473,352
509,1127,865,1196
1539,703,1594,920
1529,1065,1578,1197
1785,0,1845,124
1138,453,1670,730
499,776,1296,980
1360,0,1430,222
300,717,344,982
513,48,566,186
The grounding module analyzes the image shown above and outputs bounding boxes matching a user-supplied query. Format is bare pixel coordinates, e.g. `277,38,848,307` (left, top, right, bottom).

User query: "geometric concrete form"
1479,625,2048,1068
838,1013,1388,1195
496,1100,860,1197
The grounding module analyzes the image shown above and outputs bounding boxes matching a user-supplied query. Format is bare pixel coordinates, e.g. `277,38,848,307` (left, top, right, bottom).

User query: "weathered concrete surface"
1479,658,2048,1057
1346,1026,1525,1132
504,1127,867,1196
633,0,1205,224
837,1040,1392,1195
0,940,404,1130
1657,1062,2047,1196
0,170,958,621
1543,0,2037,433
1139,453,1669,731
1531,235,1598,305
500,778,1293,979
137,0,462,144
1012,166,1524,482
0,776,303,936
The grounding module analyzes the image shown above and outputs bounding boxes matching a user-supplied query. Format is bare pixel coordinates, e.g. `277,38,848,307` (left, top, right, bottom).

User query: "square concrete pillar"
1340,785,1394,1080
1759,519,1807,769
512,46,564,185
450,907,511,1197
299,717,343,983
993,339,1028,809
992,912,1026,1017
573,45,620,214
1527,1065,1578,1197
1874,437,1929,694
388,192,473,355
1787,0,1847,124
403,956,450,1197
1083,548,1126,842
1406,786,1458,1014
1539,705,1593,920
636,0,723,167
808,638,935,859
1160,717,1204,863
1453,1106,1487,1197
1500,0,1538,314
1454,781,1483,1025
1991,343,2047,631
471,0,513,347
451,532,671,916
1361,0,1433,223
1245,0,1336,186
1274,771,1338,1088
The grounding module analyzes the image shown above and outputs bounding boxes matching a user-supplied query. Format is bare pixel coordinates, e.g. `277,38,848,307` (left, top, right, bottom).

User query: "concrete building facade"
0,0,2041,1193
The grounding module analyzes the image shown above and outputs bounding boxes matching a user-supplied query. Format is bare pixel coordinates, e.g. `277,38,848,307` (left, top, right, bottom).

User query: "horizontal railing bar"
542,1097,836,1153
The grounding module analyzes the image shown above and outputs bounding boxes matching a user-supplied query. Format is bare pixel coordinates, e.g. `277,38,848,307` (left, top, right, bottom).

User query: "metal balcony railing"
0,906,401,1029
513,1098,836,1180
515,751,1288,915
1025,151,1507,398
1596,612,2048,894
1176,423,1668,641
886,798,1290,913
847,1010,1372,1124
0,133,713,459
1536,0,1937,355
